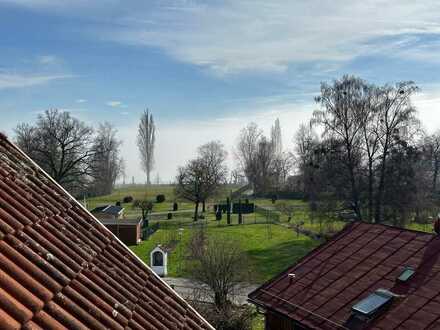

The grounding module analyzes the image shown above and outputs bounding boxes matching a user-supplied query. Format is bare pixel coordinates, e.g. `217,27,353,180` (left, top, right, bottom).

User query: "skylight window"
398,267,415,282
352,289,394,317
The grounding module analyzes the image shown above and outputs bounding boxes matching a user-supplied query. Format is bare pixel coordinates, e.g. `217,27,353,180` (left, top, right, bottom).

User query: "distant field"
85,184,239,218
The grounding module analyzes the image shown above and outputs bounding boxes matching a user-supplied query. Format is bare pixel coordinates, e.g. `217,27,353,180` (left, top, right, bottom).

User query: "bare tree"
175,158,206,221
252,137,277,195
425,131,440,194
198,141,228,212
137,109,156,185
236,122,262,185
272,151,294,189
295,123,318,166
190,235,248,308
374,81,418,222
133,199,153,221
294,123,319,197
175,141,228,220
313,75,371,220
89,122,123,196
303,76,420,225
15,109,94,194
271,118,282,156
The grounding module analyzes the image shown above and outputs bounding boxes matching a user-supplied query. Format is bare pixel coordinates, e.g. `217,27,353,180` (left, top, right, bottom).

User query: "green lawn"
85,186,327,282
254,198,346,236
405,222,434,233
130,218,320,283
84,184,239,219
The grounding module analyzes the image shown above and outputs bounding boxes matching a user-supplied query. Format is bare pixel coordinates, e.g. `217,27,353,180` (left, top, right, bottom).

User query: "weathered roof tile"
0,134,213,329
249,221,440,329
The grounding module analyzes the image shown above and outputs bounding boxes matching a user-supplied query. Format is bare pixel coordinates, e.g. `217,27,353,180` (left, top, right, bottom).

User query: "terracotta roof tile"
0,134,213,329
249,221,440,329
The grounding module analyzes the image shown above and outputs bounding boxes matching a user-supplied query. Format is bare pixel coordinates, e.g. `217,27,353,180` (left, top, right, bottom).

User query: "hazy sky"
1,1,440,182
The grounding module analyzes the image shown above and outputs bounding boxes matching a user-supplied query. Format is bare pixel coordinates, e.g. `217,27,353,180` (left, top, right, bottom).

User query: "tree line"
15,109,124,197
16,75,439,229
176,75,440,228
14,108,158,198
295,75,439,226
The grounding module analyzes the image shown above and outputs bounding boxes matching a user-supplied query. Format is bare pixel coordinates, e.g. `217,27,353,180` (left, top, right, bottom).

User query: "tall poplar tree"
137,109,156,185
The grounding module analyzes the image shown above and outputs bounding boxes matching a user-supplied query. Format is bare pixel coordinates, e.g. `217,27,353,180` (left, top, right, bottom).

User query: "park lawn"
254,198,347,236
209,224,320,283
130,220,321,284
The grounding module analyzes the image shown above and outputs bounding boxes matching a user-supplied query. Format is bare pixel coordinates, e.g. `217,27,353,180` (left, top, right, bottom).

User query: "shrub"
156,194,166,203
132,199,153,211
123,196,133,203
115,201,121,206
192,303,254,330
173,202,178,211
167,212,173,220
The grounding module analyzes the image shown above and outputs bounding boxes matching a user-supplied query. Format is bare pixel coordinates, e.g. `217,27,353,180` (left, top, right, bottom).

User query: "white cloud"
0,73,73,89
105,1,440,74
106,101,122,107
4,1,440,75
413,85,440,133
76,99,87,103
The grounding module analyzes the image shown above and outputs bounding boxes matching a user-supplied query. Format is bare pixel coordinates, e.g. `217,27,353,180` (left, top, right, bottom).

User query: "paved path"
163,277,258,305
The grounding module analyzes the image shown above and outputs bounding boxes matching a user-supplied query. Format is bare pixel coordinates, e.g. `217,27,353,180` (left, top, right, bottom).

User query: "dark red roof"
249,221,440,329
0,134,213,330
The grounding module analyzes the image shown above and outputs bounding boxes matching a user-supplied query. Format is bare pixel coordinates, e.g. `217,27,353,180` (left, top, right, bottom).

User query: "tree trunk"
226,197,231,225
433,157,439,194
346,144,361,220
238,199,243,224
368,159,374,223
214,291,227,308
202,200,206,213
147,171,151,185
375,147,388,223
194,201,199,221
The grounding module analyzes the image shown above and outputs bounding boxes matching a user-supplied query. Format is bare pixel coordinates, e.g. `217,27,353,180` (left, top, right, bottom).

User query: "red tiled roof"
249,221,440,329
0,134,213,330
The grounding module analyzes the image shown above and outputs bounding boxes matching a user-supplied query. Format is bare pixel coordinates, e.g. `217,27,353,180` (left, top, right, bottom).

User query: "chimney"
288,273,296,284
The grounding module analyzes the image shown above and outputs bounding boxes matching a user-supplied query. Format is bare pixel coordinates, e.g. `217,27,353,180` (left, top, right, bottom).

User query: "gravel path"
163,277,258,305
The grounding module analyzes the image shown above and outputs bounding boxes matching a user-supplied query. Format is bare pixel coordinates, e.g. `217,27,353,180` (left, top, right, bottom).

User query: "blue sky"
2,1,440,182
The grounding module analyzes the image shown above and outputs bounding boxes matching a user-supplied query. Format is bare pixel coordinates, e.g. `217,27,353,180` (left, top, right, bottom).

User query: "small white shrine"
150,245,168,277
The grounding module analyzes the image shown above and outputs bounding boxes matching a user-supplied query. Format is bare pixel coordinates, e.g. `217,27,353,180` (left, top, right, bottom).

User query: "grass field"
254,198,346,235
130,221,320,283
85,185,328,282
84,185,337,329
85,184,238,218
